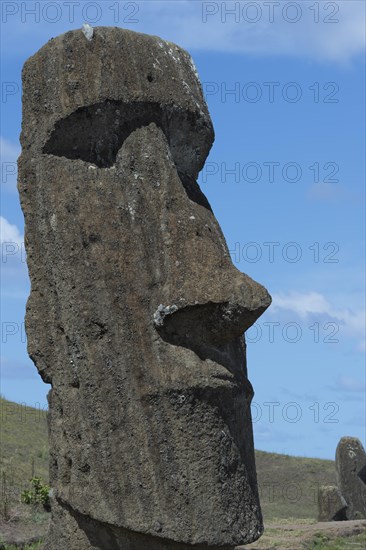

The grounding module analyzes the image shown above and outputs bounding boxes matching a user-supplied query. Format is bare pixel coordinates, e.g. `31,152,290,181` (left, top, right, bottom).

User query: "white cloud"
0,217,28,284
269,290,365,349
0,137,20,192
0,216,23,247
307,183,363,204
271,290,330,318
0,137,20,160
0,356,38,381
357,339,366,353
327,375,366,395
307,183,344,202
1,1,365,64
337,375,365,393
141,0,365,63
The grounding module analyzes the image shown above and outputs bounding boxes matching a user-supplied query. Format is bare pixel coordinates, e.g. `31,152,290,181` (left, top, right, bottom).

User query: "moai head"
317,485,347,522
336,437,366,520
18,27,271,549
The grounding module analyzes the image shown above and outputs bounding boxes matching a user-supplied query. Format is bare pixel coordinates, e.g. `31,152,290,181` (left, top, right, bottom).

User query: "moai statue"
317,485,347,522
18,27,271,549
336,437,366,520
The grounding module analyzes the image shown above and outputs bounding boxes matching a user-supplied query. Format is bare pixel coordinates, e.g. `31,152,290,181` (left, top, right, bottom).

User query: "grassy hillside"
256,450,336,520
0,397,336,521
0,398,49,507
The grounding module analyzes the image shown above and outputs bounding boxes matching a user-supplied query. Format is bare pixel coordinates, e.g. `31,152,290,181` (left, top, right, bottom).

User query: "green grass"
246,520,366,549
1,396,336,521
255,450,336,520
1,544,43,550
1,396,363,549
0,397,49,514
305,532,366,549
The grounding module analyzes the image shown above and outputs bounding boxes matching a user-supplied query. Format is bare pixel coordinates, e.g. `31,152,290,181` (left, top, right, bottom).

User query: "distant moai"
18,27,271,549
336,437,366,520
317,486,347,522
318,437,366,522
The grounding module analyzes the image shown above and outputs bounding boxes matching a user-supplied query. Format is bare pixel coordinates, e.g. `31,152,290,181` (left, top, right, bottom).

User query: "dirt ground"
0,515,49,548
0,517,365,549
243,518,366,549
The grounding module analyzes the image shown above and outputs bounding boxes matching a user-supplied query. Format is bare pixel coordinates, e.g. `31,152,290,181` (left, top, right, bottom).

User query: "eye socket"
42,100,214,211
42,99,213,179
43,100,166,169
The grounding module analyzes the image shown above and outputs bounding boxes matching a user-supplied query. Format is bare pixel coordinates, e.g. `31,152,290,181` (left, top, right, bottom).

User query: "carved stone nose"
154,274,271,371
155,279,271,349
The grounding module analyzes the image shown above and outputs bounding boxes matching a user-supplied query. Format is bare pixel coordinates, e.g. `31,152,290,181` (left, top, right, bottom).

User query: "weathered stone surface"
336,437,366,520
318,485,347,522
18,27,271,548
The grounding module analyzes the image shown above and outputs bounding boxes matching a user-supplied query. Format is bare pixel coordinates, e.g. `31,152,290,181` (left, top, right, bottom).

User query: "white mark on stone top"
82,23,93,41
188,56,200,82
128,204,136,220
189,216,195,220
168,47,180,63
50,214,57,231
153,304,178,327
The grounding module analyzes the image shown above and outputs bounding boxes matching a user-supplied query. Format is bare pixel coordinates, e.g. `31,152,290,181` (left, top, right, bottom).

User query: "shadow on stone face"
332,508,348,521
358,464,366,485
42,100,206,173
42,99,213,211
51,498,237,550
155,302,267,357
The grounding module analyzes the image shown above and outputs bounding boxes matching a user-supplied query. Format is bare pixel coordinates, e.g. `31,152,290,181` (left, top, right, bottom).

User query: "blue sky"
1,1,365,459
